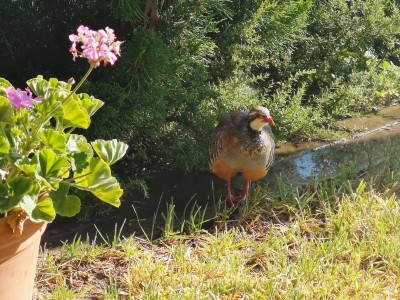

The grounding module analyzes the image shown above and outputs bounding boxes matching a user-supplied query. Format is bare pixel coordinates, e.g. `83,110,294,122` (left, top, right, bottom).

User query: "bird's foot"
225,194,247,206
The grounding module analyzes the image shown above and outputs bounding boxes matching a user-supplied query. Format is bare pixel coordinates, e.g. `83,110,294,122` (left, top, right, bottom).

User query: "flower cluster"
69,25,122,68
6,87,42,109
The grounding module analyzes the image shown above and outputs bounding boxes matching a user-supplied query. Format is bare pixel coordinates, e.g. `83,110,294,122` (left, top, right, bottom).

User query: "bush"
2,0,400,177
86,26,218,173
315,59,400,119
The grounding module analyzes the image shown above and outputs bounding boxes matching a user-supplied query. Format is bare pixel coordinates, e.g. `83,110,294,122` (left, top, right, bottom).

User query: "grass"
34,144,400,299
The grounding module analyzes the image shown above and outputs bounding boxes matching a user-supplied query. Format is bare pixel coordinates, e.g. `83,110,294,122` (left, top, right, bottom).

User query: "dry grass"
35,181,400,299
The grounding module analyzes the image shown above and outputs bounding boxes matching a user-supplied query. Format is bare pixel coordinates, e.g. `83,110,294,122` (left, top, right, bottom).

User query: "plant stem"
67,65,94,99
21,65,94,155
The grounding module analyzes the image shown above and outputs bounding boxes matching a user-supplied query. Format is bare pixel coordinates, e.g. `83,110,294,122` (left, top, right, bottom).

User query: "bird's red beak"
264,116,275,126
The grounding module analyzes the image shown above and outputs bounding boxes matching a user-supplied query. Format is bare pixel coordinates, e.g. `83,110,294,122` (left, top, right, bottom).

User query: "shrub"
2,0,400,177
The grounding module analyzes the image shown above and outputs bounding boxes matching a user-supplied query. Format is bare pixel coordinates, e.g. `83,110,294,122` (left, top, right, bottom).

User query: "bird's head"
248,106,275,131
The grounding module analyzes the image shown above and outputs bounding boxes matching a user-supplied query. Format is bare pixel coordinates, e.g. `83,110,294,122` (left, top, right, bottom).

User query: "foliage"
2,0,400,175
86,24,219,172
290,0,400,97
315,59,400,119
0,27,127,234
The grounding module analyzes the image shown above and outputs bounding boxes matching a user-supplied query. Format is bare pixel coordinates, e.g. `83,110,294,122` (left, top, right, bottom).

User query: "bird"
209,106,275,205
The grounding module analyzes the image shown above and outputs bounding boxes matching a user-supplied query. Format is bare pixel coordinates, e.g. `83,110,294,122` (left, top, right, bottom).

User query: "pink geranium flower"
69,25,122,68
6,87,42,109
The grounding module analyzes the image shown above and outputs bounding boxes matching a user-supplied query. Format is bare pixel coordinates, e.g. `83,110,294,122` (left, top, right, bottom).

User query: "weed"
94,219,126,248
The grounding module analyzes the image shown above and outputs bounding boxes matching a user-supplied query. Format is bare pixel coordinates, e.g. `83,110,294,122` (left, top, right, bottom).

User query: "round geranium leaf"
50,181,81,217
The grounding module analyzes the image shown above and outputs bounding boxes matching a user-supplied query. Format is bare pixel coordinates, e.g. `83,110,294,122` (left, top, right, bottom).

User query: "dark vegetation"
1,0,400,191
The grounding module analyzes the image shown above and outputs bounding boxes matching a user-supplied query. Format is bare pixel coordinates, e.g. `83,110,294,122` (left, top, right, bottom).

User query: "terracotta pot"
0,218,47,300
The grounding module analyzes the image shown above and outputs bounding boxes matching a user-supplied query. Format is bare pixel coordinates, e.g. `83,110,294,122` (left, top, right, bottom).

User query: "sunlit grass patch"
35,177,400,299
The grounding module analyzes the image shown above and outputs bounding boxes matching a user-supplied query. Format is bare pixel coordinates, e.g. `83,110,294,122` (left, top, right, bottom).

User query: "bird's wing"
209,122,226,166
265,142,275,171
209,112,245,166
263,126,275,171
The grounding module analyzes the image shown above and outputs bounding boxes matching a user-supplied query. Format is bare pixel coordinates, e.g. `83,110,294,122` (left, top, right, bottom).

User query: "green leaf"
78,93,104,117
91,139,128,166
66,134,93,156
32,198,56,222
20,195,36,216
0,177,34,212
37,149,70,179
8,176,33,195
58,95,90,129
15,157,38,176
21,195,56,222
0,78,12,89
27,76,64,117
0,136,9,154
71,152,89,173
0,184,20,213
38,129,67,153
50,182,81,217
0,96,15,124
73,157,122,207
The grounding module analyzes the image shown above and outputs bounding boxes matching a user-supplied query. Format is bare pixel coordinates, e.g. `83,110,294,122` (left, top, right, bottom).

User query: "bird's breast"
220,140,272,170
239,133,271,157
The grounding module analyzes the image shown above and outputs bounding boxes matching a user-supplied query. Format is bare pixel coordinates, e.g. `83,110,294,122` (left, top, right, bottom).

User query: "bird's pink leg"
225,180,235,205
242,179,250,198
232,180,250,203
225,180,251,205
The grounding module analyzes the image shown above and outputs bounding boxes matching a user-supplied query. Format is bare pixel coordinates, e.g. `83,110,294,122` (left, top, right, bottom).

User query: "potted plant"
0,25,127,299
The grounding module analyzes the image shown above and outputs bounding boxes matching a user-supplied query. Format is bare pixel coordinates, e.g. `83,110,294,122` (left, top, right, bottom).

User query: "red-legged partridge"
209,106,275,204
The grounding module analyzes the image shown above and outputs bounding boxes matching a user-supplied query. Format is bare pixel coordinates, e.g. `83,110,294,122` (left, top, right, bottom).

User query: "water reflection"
269,125,400,188
293,152,316,179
